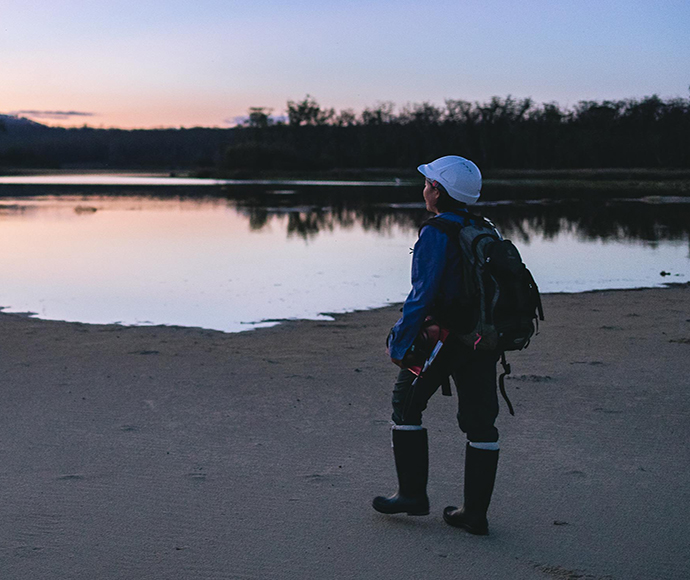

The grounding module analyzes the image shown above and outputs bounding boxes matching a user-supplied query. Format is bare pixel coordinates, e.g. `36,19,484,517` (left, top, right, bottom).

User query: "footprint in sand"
57,474,84,481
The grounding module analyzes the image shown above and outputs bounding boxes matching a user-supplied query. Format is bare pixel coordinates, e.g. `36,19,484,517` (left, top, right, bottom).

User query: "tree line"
1,94,689,171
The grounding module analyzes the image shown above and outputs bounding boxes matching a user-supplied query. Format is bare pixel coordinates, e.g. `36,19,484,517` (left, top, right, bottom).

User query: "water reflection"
3,187,689,248
4,181,689,244
0,186,688,332
485,200,690,246
240,205,420,239
234,191,690,250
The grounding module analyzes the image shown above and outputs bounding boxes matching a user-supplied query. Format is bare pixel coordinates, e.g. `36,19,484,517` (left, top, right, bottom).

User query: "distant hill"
0,114,50,133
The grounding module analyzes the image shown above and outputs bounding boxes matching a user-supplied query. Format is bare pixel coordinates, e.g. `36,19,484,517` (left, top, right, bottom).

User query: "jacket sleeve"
388,225,449,360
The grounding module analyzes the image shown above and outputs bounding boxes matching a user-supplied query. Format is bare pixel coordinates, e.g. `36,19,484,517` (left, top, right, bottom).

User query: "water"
1,178,688,332
0,174,409,187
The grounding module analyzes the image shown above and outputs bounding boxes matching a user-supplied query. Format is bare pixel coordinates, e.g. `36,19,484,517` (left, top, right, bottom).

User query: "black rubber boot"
443,443,499,535
372,428,429,516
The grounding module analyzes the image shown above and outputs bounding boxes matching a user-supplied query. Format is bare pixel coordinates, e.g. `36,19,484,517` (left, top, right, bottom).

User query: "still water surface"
1,181,688,332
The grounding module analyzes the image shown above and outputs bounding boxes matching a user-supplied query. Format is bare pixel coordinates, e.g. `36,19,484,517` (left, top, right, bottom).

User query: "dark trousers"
391,342,500,443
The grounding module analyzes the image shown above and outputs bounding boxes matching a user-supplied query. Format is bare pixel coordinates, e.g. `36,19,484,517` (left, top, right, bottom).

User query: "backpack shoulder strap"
420,212,500,242
418,208,485,236
498,352,515,416
418,216,462,237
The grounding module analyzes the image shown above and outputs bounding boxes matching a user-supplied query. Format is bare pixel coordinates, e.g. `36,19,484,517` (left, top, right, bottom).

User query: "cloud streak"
11,110,96,120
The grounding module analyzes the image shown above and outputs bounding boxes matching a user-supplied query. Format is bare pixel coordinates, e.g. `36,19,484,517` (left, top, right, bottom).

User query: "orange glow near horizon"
5,101,263,130
2,1,689,130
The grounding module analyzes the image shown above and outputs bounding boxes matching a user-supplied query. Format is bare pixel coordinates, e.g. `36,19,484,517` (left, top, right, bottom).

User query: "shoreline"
1,167,689,198
1,285,689,579
4,166,690,179
1,282,686,335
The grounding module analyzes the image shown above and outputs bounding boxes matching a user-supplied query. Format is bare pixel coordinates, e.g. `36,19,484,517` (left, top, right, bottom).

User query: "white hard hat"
417,155,482,205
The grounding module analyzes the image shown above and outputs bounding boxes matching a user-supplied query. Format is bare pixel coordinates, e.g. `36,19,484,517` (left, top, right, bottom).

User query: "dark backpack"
422,211,544,413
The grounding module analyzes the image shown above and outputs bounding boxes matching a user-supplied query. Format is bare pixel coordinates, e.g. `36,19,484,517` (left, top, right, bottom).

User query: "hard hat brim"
417,164,434,180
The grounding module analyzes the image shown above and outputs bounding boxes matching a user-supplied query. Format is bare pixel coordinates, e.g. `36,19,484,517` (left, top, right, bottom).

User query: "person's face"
423,179,441,214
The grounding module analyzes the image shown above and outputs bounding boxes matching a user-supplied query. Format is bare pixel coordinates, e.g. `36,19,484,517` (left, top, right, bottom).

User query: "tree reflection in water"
4,181,686,248
235,190,690,252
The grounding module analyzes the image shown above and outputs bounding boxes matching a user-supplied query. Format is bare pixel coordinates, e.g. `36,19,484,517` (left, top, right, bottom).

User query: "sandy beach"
0,286,688,580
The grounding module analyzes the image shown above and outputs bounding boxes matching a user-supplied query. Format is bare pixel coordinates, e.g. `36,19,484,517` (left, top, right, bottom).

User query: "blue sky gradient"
2,0,688,128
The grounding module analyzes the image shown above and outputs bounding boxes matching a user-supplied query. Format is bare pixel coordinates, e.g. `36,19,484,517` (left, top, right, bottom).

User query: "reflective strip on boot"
390,422,424,447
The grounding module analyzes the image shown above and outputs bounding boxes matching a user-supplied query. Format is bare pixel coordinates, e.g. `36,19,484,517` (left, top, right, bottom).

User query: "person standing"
372,155,501,536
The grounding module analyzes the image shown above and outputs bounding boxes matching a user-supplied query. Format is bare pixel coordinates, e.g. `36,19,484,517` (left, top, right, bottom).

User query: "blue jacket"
388,209,479,360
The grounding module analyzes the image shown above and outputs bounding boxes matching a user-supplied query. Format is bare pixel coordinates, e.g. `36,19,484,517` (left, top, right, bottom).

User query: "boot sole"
375,511,430,516
372,500,430,516
443,507,489,535
372,505,430,516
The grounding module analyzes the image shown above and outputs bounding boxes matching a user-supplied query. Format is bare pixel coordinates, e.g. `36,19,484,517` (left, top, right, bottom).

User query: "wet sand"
0,286,688,579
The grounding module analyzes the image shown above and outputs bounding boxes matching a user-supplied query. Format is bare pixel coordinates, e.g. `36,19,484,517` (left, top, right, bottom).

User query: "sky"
2,0,689,129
